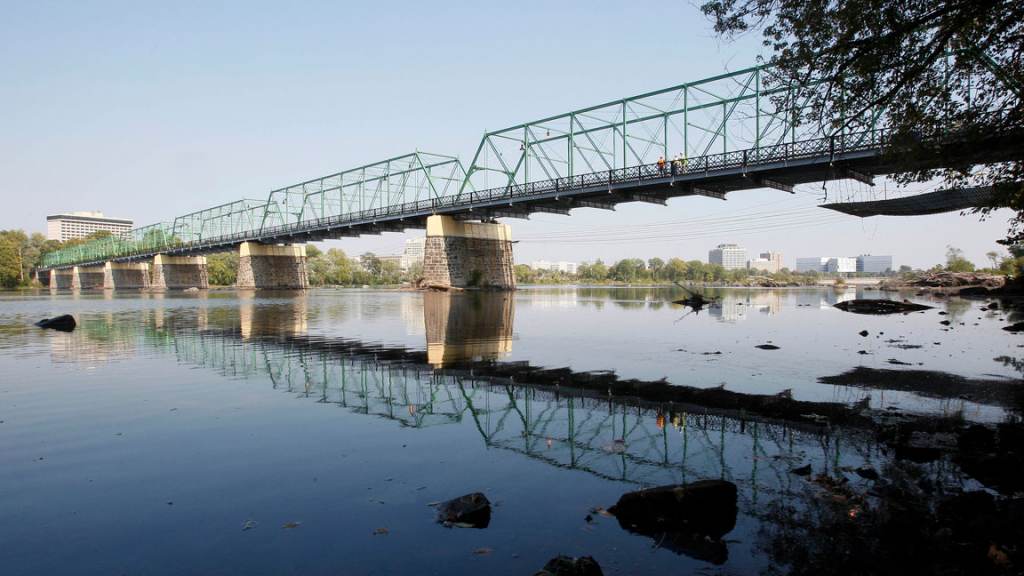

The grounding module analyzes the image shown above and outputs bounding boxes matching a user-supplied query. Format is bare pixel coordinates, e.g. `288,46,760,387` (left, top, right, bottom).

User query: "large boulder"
35,314,76,332
608,480,737,564
435,492,491,528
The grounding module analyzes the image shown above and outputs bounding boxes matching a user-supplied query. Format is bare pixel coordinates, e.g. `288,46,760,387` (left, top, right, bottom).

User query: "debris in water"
241,520,258,531
859,330,870,337
472,547,493,556
372,527,389,536
755,344,780,350
436,492,491,528
791,464,813,476
834,300,932,315
535,555,604,575
281,521,301,529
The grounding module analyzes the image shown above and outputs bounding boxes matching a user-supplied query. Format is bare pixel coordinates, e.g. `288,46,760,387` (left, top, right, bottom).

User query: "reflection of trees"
943,298,972,323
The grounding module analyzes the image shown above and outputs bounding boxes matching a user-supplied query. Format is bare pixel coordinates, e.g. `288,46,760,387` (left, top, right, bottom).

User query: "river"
1,287,1020,575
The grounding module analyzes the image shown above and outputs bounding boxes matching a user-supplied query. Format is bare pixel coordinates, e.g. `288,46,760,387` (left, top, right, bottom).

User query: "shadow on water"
55,291,1024,573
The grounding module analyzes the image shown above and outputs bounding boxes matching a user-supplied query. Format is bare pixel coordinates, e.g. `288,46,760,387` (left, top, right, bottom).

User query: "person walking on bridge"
657,156,666,176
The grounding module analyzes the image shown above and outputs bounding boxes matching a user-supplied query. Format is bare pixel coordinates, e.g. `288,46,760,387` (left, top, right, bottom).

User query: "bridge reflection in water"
67,292,879,498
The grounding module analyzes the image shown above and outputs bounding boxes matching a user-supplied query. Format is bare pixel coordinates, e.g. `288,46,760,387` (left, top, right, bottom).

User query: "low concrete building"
748,251,783,273
531,260,578,274
857,254,893,273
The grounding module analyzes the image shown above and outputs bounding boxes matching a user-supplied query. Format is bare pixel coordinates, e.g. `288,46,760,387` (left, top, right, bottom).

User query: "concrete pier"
422,215,515,289
235,242,308,290
105,262,150,290
151,255,208,291
72,265,106,290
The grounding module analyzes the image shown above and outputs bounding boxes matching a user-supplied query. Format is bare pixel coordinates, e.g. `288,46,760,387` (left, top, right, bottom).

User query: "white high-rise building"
46,211,132,241
708,243,747,270
400,238,426,271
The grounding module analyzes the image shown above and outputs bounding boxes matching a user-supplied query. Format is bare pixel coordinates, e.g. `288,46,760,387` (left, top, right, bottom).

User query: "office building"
708,243,747,270
46,211,132,241
826,257,857,273
857,254,893,273
748,251,783,273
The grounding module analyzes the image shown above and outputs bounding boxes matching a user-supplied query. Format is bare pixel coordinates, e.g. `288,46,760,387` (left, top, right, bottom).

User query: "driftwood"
671,282,720,312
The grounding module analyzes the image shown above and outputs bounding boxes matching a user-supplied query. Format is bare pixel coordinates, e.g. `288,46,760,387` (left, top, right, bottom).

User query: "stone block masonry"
151,255,208,291
422,215,515,290
73,265,105,289
50,269,74,289
235,242,309,290
105,262,150,290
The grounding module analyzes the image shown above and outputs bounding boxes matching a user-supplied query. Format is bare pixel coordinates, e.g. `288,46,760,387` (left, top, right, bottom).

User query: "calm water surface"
0,286,1018,575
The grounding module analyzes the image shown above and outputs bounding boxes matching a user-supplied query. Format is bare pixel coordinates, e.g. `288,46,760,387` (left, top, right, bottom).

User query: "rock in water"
435,492,491,528
535,556,604,576
834,299,932,315
608,480,737,565
35,314,76,332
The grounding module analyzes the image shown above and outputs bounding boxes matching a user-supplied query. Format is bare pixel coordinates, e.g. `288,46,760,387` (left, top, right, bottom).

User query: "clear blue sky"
1,1,1012,268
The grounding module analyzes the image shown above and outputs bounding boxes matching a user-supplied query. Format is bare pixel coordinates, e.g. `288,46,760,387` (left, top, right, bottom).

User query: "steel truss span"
39,61,1009,271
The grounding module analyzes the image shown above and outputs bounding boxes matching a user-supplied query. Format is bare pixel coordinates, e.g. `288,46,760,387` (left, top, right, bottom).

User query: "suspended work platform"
820,186,995,217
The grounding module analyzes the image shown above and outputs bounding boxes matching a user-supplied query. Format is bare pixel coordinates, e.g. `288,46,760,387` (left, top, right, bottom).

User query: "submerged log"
833,299,932,315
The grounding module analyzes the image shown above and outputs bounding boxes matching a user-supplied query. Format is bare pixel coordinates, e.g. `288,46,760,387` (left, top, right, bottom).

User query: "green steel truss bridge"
39,64,1014,270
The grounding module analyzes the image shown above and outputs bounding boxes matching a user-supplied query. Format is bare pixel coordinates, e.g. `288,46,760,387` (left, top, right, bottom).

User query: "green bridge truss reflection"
66,293,884,497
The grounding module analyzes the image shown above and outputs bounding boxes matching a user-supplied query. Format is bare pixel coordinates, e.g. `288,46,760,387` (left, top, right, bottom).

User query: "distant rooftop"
47,211,132,224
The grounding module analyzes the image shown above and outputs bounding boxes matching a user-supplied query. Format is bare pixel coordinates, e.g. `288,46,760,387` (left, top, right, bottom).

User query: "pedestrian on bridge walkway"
657,156,666,175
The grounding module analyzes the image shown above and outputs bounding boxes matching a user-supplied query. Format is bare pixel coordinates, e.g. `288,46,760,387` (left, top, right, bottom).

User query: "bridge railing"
40,130,885,269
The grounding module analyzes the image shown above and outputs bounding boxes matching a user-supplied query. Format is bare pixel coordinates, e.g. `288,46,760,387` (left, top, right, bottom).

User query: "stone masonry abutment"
235,242,309,290
105,262,151,290
151,255,208,291
422,215,515,290
72,265,106,290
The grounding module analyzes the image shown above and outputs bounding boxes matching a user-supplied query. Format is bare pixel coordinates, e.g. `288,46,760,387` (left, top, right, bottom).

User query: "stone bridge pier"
72,265,106,290
422,215,515,289
49,269,74,289
151,255,208,291
105,262,150,290
235,242,308,290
